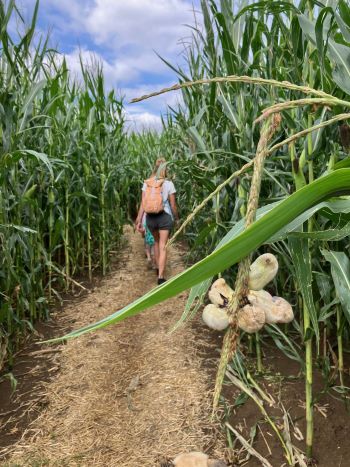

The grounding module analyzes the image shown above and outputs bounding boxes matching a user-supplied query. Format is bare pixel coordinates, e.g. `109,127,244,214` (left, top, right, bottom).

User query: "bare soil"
1,227,349,466
222,348,350,467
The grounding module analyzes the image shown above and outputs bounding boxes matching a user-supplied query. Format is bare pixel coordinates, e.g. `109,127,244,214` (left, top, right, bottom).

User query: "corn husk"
237,304,265,333
173,451,209,467
248,253,279,290
202,304,229,331
208,278,234,307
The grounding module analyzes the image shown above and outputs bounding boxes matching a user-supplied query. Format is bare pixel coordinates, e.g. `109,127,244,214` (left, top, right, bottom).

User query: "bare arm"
135,192,145,231
169,193,179,220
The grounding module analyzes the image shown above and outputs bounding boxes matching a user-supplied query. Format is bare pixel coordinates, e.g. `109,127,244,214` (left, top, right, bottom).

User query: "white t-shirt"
142,179,176,217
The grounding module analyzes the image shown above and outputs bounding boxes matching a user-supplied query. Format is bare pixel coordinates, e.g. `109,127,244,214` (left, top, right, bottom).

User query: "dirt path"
2,227,224,466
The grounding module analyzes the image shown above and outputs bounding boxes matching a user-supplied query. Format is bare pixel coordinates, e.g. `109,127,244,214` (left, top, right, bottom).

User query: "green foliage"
0,1,131,364
321,249,350,324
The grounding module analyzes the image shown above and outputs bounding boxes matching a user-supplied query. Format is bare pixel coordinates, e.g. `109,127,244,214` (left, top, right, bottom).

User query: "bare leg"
158,229,170,278
150,245,156,268
152,230,160,268
145,243,152,261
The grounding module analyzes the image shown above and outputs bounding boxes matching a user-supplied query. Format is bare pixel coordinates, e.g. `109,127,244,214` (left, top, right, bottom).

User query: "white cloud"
84,0,194,51
124,109,163,133
63,47,132,86
85,0,195,83
38,0,196,84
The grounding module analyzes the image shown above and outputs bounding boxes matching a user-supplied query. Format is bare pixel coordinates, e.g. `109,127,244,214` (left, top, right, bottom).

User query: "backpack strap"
144,177,165,188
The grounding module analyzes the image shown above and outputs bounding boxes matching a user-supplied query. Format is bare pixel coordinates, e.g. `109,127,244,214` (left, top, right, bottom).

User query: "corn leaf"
289,237,319,342
289,221,350,240
0,224,37,233
321,249,350,324
298,13,350,95
18,79,47,131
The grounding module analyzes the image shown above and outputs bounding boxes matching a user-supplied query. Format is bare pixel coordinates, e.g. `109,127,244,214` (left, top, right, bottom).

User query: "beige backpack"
142,177,165,214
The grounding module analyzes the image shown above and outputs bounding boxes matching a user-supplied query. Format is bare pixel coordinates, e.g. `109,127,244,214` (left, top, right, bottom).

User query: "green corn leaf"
334,157,350,169
329,41,350,95
268,199,350,242
187,126,209,154
315,7,334,78
319,297,339,321
298,13,350,95
21,184,38,201
321,249,350,324
18,149,54,178
289,221,350,240
318,0,339,8
0,224,37,233
46,169,350,343
233,1,298,25
335,12,350,42
315,271,332,303
334,157,350,170
18,79,47,132
310,108,328,156
217,88,239,127
289,237,319,342
265,324,303,365
339,0,350,29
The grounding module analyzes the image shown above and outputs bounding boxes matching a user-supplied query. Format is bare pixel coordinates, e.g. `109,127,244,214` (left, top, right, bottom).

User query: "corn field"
0,1,138,367
2,0,350,464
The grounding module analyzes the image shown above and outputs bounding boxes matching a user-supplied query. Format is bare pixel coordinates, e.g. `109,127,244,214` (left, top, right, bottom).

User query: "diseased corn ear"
248,289,274,317
202,304,229,331
237,304,265,333
208,278,234,307
248,290,294,324
173,451,209,467
266,296,294,324
248,253,279,290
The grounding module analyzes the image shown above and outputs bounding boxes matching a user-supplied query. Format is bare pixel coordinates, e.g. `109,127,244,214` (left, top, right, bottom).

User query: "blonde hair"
152,157,167,178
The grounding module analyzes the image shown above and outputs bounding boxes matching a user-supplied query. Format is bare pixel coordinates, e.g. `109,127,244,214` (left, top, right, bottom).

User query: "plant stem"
256,332,263,373
336,305,344,387
87,203,92,281
305,110,314,460
304,305,313,459
64,184,70,292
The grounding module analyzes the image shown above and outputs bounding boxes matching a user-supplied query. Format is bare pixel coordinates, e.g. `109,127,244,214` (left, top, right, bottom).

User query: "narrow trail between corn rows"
3,226,225,467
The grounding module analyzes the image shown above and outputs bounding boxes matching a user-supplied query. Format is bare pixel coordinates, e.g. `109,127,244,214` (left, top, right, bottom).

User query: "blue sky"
17,0,201,131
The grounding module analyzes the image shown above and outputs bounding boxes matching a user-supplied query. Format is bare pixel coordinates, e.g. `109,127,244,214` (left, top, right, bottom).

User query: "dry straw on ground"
1,227,225,467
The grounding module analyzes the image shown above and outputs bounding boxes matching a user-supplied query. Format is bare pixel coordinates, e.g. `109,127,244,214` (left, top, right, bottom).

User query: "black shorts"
146,212,173,231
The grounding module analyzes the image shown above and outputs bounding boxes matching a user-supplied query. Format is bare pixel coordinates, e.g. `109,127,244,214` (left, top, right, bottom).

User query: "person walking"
135,158,179,285
142,211,156,269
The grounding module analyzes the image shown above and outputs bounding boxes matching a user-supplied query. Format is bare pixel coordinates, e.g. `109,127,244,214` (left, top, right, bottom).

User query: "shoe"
157,278,166,285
